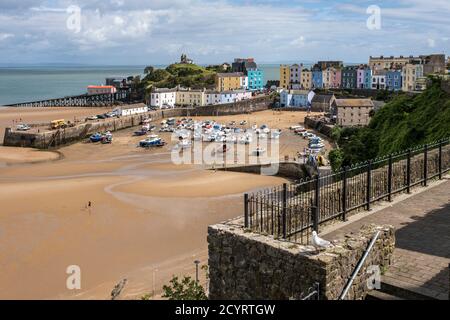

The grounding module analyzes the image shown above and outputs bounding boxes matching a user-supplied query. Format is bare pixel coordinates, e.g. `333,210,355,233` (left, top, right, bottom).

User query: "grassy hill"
329,77,450,170
142,63,217,90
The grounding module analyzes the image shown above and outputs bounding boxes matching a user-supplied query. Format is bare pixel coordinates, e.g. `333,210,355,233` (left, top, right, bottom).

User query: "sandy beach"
0,108,327,299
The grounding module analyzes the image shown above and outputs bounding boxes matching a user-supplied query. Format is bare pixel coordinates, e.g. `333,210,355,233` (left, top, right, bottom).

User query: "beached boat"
101,132,113,144
90,133,104,143
252,147,266,156
176,139,191,149
139,137,162,148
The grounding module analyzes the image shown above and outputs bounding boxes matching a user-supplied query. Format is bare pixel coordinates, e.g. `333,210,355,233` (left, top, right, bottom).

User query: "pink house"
330,68,341,88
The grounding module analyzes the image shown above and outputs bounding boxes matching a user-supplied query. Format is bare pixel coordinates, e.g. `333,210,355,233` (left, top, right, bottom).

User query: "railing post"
366,161,372,210
282,183,287,239
342,167,348,221
314,174,321,224
438,140,443,180
311,206,319,232
244,193,249,228
406,149,411,194
388,154,393,202
423,144,428,187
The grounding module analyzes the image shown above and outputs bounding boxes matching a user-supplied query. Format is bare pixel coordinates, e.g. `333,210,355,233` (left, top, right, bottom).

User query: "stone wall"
217,162,308,180
181,95,273,117
3,108,184,149
304,117,334,137
208,223,395,300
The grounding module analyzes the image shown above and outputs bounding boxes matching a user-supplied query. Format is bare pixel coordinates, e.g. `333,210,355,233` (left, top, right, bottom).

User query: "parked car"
86,115,98,120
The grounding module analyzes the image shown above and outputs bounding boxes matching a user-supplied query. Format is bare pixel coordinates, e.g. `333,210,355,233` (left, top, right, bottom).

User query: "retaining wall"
304,117,334,137
208,223,395,300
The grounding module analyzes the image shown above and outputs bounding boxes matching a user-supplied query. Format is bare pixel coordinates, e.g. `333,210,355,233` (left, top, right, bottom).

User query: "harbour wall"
3,96,275,149
217,162,308,180
3,109,183,149
304,116,334,137
208,223,395,300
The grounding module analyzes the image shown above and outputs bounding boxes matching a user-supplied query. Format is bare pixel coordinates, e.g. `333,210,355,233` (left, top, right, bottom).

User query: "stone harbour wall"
3,108,184,149
304,117,334,137
208,223,395,300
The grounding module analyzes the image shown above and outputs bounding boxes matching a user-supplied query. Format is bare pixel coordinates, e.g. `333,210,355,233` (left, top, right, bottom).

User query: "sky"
0,0,449,66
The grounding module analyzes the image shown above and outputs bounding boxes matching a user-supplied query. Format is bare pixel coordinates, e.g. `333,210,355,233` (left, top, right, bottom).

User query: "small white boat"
252,147,266,156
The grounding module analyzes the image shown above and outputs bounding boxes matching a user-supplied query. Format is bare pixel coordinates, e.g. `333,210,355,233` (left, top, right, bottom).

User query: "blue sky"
0,0,448,65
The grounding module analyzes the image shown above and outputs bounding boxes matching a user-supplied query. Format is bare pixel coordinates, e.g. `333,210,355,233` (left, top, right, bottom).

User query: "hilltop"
329,77,450,169
142,63,219,90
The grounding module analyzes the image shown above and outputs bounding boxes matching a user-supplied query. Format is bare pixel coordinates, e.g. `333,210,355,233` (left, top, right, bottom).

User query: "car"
86,115,98,120
96,114,107,119
16,124,31,131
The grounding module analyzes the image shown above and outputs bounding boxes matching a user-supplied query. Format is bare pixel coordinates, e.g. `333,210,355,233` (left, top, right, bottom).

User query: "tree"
162,276,207,300
328,149,344,172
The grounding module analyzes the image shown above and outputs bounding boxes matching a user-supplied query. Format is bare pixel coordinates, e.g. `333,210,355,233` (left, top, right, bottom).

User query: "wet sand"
0,108,326,300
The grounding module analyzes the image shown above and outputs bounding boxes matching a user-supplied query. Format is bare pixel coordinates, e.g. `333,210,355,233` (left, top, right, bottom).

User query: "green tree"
328,149,344,172
162,276,207,300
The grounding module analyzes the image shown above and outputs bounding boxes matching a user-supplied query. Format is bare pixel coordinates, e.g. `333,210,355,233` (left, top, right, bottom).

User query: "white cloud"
290,36,305,47
0,33,14,41
427,38,436,48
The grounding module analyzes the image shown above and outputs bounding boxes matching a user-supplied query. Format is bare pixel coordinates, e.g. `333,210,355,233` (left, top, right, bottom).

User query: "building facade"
247,69,264,91
372,71,387,90
341,66,358,89
280,90,311,108
312,69,323,89
289,64,302,87
176,89,205,106
356,66,372,89
150,88,177,108
280,65,291,89
301,69,313,89
215,72,246,91
333,99,375,127
402,63,424,92
386,70,402,91
87,85,117,95
232,58,257,74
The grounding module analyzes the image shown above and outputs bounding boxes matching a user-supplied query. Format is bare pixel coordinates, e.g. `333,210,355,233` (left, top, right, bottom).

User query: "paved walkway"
323,178,450,300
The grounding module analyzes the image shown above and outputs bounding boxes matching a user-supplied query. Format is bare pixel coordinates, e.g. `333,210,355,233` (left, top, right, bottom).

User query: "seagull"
312,231,333,252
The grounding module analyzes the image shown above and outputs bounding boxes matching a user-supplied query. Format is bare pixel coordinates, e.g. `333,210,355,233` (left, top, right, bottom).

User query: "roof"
87,85,115,89
334,99,374,108
217,72,245,77
311,94,335,104
152,88,177,93
287,90,310,95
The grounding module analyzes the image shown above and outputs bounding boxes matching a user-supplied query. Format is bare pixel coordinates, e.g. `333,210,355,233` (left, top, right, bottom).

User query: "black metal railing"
244,138,450,243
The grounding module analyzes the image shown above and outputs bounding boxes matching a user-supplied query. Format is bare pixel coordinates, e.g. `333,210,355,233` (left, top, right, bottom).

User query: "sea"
0,64,286,106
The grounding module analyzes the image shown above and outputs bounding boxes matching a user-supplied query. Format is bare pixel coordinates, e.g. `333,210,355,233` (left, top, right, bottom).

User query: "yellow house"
301,69,312,89
280,65,290,89
176,89,205,106
215,72,245,92
402,63,424,92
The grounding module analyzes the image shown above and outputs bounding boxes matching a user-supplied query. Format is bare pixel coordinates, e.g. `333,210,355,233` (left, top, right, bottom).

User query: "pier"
5,90,131,108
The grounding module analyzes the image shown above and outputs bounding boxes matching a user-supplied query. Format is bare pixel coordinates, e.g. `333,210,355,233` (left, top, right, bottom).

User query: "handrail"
339,230,381,300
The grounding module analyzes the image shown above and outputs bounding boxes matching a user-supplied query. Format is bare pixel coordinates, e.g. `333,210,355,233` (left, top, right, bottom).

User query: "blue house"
363,68,372,89
280,90,311,108
312,70,323,89
386,70,402,91
247,69,264,91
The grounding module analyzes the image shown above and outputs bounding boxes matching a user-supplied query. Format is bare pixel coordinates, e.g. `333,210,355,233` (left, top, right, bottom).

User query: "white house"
240,76,248,90
220,91,238,104
371,72,387,90
279,89,312,108
205,91,222,105
150,88,177,108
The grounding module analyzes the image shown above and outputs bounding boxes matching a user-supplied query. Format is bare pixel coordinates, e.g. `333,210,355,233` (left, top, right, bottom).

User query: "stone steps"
371,278,439,300
366,290,404,300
